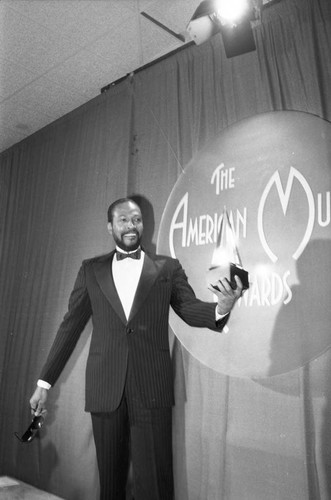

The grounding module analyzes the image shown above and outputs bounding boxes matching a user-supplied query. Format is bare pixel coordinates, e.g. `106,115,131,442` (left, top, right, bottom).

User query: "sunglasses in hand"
15,415,45,443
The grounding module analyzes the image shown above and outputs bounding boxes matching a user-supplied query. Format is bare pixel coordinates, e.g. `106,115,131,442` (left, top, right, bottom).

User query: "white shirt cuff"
37,379,51,390
215,306,229,320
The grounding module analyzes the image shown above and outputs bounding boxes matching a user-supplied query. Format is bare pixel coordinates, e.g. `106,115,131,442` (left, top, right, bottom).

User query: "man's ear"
107,222,113,236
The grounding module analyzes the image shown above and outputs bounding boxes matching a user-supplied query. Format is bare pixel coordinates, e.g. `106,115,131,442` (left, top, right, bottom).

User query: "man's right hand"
30,386,48,416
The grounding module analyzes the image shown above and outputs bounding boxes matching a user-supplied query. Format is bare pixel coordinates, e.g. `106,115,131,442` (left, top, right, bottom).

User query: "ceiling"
0,0,203,153
0,0,273,154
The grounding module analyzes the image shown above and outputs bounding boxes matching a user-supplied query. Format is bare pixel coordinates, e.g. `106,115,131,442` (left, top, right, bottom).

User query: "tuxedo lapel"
93,252,127,325
93,251,166,324
128,253,164,322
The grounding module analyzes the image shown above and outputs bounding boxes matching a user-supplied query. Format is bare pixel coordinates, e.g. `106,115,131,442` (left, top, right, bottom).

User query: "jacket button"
126,328,133,334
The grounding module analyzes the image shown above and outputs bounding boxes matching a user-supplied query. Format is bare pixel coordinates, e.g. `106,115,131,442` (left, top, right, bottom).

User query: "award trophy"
208,207,249,291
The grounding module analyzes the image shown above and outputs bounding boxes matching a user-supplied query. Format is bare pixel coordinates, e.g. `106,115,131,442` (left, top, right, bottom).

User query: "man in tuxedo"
30,197,243,500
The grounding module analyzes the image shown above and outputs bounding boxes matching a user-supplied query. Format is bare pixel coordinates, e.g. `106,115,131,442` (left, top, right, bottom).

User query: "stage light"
214,0,250,26
186,0,256,58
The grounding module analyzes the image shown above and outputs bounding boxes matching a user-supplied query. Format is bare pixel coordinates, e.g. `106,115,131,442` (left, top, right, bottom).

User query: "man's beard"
114,230,141,252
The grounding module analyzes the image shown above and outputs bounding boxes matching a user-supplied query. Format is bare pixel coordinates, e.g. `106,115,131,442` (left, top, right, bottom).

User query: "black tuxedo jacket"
40,250,227,412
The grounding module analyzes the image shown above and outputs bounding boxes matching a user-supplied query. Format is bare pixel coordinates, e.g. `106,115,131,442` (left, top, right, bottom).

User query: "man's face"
107,201,143,252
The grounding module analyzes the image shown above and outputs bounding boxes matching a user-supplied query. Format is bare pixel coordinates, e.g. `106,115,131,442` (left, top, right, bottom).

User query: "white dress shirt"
112,246,144,319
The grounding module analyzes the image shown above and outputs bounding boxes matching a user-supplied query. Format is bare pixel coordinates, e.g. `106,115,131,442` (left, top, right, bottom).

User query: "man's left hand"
208,275,244,315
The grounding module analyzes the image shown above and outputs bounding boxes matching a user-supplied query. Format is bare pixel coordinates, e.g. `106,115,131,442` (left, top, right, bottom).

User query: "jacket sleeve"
39,262,92,386
170,259,229,332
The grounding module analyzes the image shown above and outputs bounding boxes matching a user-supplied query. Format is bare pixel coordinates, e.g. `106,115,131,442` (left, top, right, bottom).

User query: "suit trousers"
91,365,174,500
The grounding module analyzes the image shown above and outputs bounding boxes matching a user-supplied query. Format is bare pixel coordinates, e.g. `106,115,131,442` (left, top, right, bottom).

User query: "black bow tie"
116,249,141,261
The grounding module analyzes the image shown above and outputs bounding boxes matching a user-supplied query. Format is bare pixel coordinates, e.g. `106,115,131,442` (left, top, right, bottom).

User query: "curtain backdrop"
1,0,330,499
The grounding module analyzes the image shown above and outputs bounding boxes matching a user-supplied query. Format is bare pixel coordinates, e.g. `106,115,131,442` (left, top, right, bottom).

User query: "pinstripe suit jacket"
40,250,227,412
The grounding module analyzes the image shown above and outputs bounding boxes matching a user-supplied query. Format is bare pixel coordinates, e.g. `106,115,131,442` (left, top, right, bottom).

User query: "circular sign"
157,111,331,378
